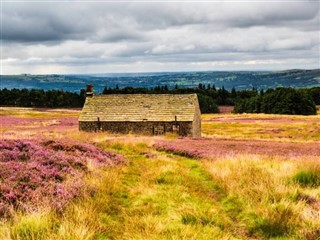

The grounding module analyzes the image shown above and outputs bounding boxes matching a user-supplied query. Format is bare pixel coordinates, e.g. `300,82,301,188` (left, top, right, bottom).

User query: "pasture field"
0,107,319,240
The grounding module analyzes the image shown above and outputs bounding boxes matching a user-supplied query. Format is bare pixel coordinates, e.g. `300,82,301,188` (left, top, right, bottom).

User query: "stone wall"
79,121,193,136
192,100,202,137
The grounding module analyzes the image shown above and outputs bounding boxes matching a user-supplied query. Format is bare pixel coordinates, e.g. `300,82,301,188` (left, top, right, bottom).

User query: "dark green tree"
197,94,219,113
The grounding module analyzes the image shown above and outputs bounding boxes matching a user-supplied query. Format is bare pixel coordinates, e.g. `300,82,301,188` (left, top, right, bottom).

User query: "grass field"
202,113,320,142
0,107,319,239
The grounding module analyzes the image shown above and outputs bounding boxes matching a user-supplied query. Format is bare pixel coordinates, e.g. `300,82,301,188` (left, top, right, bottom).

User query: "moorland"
0,106,320,239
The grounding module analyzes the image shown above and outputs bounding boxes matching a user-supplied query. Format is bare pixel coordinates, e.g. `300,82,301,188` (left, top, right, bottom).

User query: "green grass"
99,143,233,239
292,170,320,187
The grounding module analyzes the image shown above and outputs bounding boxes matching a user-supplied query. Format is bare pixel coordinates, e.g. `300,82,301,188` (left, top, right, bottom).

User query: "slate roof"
79,94,198,122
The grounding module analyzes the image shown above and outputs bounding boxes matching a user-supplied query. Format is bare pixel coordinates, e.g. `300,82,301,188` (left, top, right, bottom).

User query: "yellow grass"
202,113,320,142
203,154,320,238
0,107,80,118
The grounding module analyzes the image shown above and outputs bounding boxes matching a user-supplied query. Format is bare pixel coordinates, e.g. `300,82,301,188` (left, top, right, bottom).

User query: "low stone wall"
79,121,193,136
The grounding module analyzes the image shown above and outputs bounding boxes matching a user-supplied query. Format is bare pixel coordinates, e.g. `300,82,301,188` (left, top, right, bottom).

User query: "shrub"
181,214,198,225
292,170,320,187
249,203,296,238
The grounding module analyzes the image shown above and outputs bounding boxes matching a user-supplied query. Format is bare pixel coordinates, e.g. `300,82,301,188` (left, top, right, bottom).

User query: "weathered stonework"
192,99,201,138
79,121,193,136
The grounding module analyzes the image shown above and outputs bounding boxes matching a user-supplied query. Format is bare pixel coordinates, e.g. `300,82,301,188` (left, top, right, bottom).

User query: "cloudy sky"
1,0,319,74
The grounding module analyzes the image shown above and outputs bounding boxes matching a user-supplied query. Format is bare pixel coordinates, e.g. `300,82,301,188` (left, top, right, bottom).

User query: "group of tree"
0,88,85,108
0,85,319,115
102,84,225,113
234,87,318,115
102,84,238,106
102,85,319,114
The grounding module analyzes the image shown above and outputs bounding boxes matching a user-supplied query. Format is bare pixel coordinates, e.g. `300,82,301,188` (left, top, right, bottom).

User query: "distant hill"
1,69,319,93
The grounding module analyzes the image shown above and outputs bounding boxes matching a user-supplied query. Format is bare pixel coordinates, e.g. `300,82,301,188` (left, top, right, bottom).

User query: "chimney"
86,84,94,97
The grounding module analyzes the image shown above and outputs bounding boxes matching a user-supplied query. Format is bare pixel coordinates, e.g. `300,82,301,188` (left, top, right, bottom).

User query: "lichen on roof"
79,94,198,122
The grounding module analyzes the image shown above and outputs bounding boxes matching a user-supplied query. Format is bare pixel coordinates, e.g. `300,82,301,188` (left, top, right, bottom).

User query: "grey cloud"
2,2,145,43
1,1,319,73
2,14,64,42
4,5,70,41
2,3,93,42
3,2,319,43
128,2,319,30
221,2,319,28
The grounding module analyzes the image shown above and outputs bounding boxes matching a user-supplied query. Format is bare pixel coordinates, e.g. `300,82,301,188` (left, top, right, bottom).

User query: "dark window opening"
172,124,180,134
153,125,165,135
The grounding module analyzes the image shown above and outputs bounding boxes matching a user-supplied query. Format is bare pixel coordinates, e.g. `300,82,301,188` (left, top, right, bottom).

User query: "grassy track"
93,143,237,239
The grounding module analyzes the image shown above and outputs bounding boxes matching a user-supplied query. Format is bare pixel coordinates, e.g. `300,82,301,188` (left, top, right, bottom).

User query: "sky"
1,0,319,74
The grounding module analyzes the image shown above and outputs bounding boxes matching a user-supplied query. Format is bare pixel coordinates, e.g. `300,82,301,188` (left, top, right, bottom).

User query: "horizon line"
1,68,319,76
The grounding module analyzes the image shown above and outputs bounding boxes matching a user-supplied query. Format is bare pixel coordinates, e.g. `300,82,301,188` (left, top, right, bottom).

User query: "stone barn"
79,89,201,137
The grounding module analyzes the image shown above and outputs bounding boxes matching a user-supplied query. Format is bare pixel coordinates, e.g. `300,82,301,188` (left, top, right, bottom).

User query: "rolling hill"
1,69,319,93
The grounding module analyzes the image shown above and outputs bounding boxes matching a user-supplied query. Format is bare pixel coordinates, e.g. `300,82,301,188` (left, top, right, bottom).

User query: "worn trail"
95,145,246,239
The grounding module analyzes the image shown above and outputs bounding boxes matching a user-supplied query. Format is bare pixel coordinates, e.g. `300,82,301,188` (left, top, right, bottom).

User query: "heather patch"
154,142,205,158
0,116,77,131
154,138,320,158
0,139,125,218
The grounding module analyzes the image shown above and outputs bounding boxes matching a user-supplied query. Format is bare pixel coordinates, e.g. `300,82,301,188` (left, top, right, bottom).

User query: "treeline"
102,84,233,113
234,88,319,115
0,88,85,108
103,84,238,105
102,84,259,113
102,85,320,114
1,86,319,115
